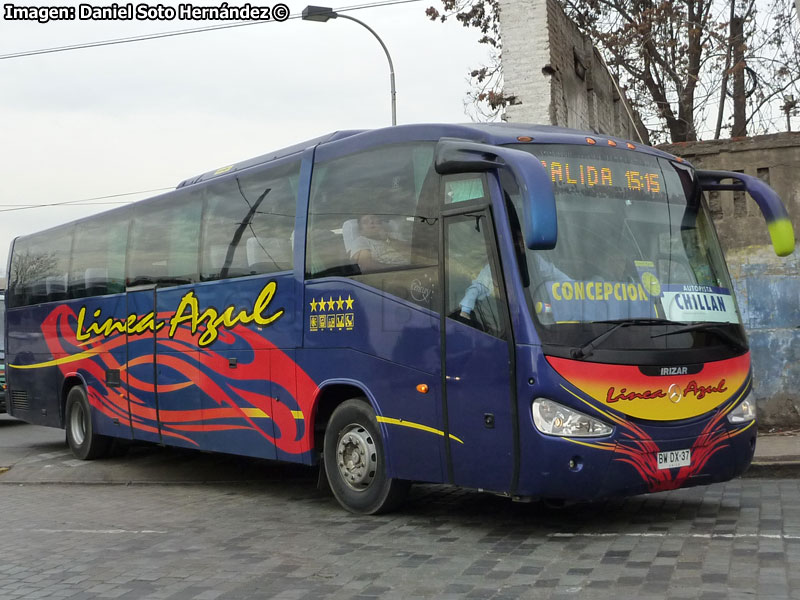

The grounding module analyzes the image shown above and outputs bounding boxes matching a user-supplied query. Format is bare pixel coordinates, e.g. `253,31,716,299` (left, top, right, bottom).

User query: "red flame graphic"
41,305,317,454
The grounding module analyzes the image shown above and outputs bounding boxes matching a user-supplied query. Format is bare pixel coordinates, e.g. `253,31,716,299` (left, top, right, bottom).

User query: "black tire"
324,399,410,514
65,386,111,460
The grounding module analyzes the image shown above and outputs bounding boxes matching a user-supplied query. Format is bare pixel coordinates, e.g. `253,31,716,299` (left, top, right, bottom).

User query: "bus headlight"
727,391,757,424
532,398,613,437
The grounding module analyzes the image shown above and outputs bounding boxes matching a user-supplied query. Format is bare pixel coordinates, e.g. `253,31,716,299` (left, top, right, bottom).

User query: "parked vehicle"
4,124,794,512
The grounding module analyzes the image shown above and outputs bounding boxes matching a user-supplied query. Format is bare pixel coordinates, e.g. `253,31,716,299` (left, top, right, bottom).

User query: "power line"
0,0,423,61
0,18,266,60
0,0,425,214
3,201,135,209
0,187,173,213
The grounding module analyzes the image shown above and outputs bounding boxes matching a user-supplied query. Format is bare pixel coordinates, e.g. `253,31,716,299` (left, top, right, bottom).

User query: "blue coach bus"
5,124,794,513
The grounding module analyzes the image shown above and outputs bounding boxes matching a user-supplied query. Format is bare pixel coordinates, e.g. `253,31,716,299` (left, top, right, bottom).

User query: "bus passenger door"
443,209,516,492
125,286,162,444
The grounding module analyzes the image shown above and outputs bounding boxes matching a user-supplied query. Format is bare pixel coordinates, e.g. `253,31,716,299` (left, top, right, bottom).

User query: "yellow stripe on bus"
242,408,269,418
9,351,100,370
726,419,756,437
377,416,463,444
242,408,304,420
562,437,615,451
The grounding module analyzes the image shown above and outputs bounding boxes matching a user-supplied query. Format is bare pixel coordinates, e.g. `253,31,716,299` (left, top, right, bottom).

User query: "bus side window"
128,193,201,288
8,237,35,307
69,213,129,299
307,143,439,307
8,225,74,307
200,160,299,281
305,193,359,278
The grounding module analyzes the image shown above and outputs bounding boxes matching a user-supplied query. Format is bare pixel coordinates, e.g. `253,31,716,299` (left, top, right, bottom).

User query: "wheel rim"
336,424,377,491
70,401,86,446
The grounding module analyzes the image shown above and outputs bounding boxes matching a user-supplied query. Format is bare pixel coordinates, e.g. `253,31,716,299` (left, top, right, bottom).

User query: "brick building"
499,0,641,140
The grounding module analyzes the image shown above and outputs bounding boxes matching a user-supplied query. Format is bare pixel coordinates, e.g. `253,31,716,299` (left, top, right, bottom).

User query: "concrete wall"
499,0,639,140
661,133,800,427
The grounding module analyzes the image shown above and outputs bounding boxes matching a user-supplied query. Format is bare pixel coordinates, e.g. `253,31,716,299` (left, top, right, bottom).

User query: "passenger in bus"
345,214,411,273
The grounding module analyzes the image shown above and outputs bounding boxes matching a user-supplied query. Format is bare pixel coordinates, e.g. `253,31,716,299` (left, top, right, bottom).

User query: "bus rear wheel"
324,399,409,514
65,386,111,460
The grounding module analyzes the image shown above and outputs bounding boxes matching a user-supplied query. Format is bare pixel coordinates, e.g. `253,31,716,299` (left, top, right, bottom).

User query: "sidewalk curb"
743,461,800,479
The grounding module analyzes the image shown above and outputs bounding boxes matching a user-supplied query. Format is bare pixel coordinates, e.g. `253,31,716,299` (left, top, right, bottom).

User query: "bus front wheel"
324,399,409,514
65,386,111,460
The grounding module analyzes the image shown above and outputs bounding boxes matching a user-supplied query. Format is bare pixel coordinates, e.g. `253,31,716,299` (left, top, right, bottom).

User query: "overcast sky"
0,0,492,275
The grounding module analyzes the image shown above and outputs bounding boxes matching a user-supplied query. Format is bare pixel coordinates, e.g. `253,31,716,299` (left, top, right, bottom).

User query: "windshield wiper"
651,322,747,351
571,319,681,360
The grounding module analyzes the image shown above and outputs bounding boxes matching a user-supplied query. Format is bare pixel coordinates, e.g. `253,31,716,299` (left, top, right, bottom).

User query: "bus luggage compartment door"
125,285,206,449
125,287,163,444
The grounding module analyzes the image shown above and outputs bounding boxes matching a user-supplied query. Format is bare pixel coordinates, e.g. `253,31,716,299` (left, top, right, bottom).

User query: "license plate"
657,448,691,470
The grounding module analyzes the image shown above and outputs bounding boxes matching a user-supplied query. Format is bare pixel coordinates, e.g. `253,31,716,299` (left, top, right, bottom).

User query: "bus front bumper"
516,426,757,501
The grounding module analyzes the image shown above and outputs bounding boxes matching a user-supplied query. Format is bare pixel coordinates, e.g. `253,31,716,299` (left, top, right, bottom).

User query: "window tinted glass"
201,160,299,281
69,211,129,298
128,191,202,287
444,175,487,204
504,144,746,357
307,143,439,308
446,212,506,339
8,225,73,307
508,144,742,329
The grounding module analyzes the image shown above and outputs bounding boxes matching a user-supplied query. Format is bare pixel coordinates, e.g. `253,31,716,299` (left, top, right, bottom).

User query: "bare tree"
735,0,800,136
428,0,800,142
9,251,59,293
426,0,505,121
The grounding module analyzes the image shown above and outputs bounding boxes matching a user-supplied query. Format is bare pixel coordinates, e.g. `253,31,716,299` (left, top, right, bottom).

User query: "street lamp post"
301,5,397,126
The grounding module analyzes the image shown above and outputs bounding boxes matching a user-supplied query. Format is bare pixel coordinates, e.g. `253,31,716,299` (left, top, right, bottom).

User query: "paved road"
1,415,799,599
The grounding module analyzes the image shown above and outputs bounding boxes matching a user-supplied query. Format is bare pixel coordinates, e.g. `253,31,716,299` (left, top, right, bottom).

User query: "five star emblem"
309,295,356,315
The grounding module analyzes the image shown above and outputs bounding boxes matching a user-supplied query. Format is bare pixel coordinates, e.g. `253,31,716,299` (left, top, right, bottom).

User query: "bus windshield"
506,143,745,355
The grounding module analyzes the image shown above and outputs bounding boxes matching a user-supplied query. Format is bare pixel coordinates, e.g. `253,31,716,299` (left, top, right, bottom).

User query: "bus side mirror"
698,169,795,257
435,138,557,249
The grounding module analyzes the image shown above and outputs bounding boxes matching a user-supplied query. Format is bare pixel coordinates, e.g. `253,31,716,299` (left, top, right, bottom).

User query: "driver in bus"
459,254,569,320
459,263,493,319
